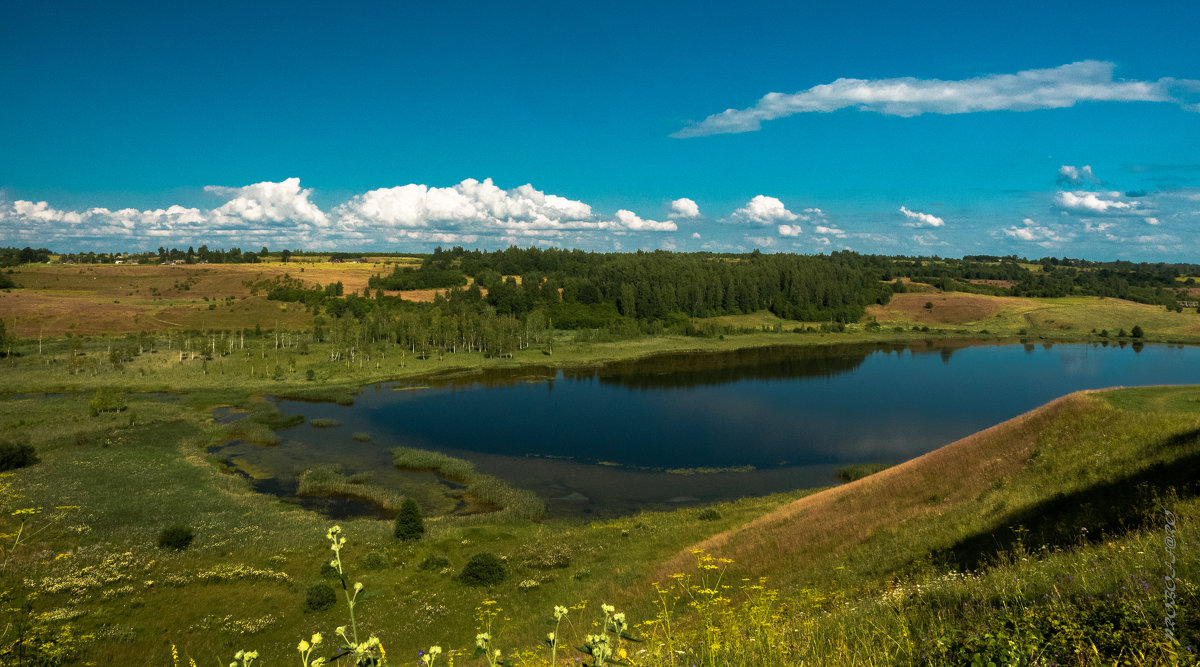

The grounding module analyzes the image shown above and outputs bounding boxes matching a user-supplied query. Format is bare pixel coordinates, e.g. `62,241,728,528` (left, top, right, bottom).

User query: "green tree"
393,498,424,541
1131,324,1144,338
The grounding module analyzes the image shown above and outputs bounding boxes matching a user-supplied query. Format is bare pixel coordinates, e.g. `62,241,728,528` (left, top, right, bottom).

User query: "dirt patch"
867,292,1009,325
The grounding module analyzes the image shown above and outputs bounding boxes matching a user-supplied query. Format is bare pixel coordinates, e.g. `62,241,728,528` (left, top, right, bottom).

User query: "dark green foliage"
0,440,38,471
88,389,127,416
0,246,52,267
393,497,425,541
458,552,506,587
368,261,467,291
418,555,451,571
304,583,337,612
1131,324,1144,338
697,507,722,521
156,525,194,551
320,561,340,579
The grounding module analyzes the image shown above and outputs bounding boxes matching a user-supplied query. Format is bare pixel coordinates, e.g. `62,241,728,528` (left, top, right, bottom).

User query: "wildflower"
298,639,310,652
554,605,569,620
354,581,363,592
311,633,323,645
601,603,615,614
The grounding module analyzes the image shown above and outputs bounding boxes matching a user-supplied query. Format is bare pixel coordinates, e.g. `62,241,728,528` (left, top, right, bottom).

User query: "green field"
2,285,1199,665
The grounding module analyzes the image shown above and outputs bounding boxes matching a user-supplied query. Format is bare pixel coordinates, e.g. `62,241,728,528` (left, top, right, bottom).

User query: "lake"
211,340,1200,518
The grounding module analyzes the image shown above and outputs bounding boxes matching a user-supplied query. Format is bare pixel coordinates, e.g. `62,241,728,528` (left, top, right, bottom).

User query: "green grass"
2,326,1199,664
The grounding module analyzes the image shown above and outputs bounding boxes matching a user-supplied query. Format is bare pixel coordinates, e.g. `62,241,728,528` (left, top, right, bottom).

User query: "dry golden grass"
868,292,1014,324
0,262,397,336
658,392,1091,579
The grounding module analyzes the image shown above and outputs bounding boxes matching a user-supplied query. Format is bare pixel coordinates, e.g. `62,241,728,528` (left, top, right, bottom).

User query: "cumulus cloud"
669,197,701,219
1057,165,1100,186
730,195,799,224
899,206,945,227
207,177,329,226
745,235,776,248
814,224,847,237
1002,218,1071,246
691,232,702,239
0,177,686,251
777,224,803,237
10,200,84,224
1054,190,1142,215
673,61,1200,138
614,209,677,232
1144,217,1160,225
334,178,599,232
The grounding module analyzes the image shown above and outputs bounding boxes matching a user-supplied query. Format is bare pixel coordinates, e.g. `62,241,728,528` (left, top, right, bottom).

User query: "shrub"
418,555,451,571
1131,324,1144,338
459,552,506,587
393,498,425,541
310,418,341,428
88,389,127,416
156,525,194,551
0,440,38,471
304,583,337,612
363,551,387,570
697,507,722,521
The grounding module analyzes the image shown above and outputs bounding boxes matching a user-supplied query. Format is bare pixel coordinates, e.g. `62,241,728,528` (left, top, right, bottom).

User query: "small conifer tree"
393,497,424,541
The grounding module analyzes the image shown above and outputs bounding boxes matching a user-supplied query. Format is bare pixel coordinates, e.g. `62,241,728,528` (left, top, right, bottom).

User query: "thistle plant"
419,645,442,666
540,605,569,665
577,603,640,666
322,526,387,665
228,649,259,667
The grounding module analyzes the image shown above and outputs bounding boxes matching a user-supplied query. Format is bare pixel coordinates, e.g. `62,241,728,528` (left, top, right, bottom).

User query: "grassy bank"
1,383,1196,664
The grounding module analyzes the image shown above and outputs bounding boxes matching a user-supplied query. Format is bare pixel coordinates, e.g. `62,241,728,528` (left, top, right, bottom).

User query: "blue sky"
2,1,1199,259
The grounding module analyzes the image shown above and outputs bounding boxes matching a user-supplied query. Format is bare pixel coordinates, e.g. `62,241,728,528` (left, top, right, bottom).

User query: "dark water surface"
213,341,1200,518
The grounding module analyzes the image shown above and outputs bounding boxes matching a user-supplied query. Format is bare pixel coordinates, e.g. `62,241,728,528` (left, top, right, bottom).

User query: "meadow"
1,262,1198,665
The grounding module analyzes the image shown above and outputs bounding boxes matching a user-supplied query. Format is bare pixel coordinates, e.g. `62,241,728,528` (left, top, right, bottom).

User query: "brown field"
868,292,1014,324
0,262,393,336
658,392,1088,579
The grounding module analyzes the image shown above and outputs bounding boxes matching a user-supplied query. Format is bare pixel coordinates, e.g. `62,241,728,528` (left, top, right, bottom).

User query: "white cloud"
673,61,1200,138
614,209,677,232
899,206,945,227
1054,190,1141,215
207,177,329,226
1144,217,1160,225
335,178,598,231
1057,165,1100,186
1002,218,1071,246
911,232,947,247
814,224,846,237
10,200,84,224
731,195,798,224
777,224,802,237
745,235,776,248
691,232,702,239
669,197,700,219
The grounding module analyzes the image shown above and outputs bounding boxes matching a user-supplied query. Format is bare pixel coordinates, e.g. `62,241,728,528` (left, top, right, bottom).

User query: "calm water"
213,341,1200,518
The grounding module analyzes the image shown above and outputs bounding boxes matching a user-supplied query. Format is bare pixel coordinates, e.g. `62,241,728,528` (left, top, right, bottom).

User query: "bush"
459,552,506,587
697,507,722,521
0,440,38,471
156,525,194,551
1131,324,1144,338
394,498,425,541
304,583,337,612
418,555,451,571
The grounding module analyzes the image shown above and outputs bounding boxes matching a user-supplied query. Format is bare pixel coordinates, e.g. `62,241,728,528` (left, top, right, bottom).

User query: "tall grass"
392,446,546,521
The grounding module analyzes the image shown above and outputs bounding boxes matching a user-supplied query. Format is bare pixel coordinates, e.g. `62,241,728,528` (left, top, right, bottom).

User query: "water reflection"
211,341,1199,520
